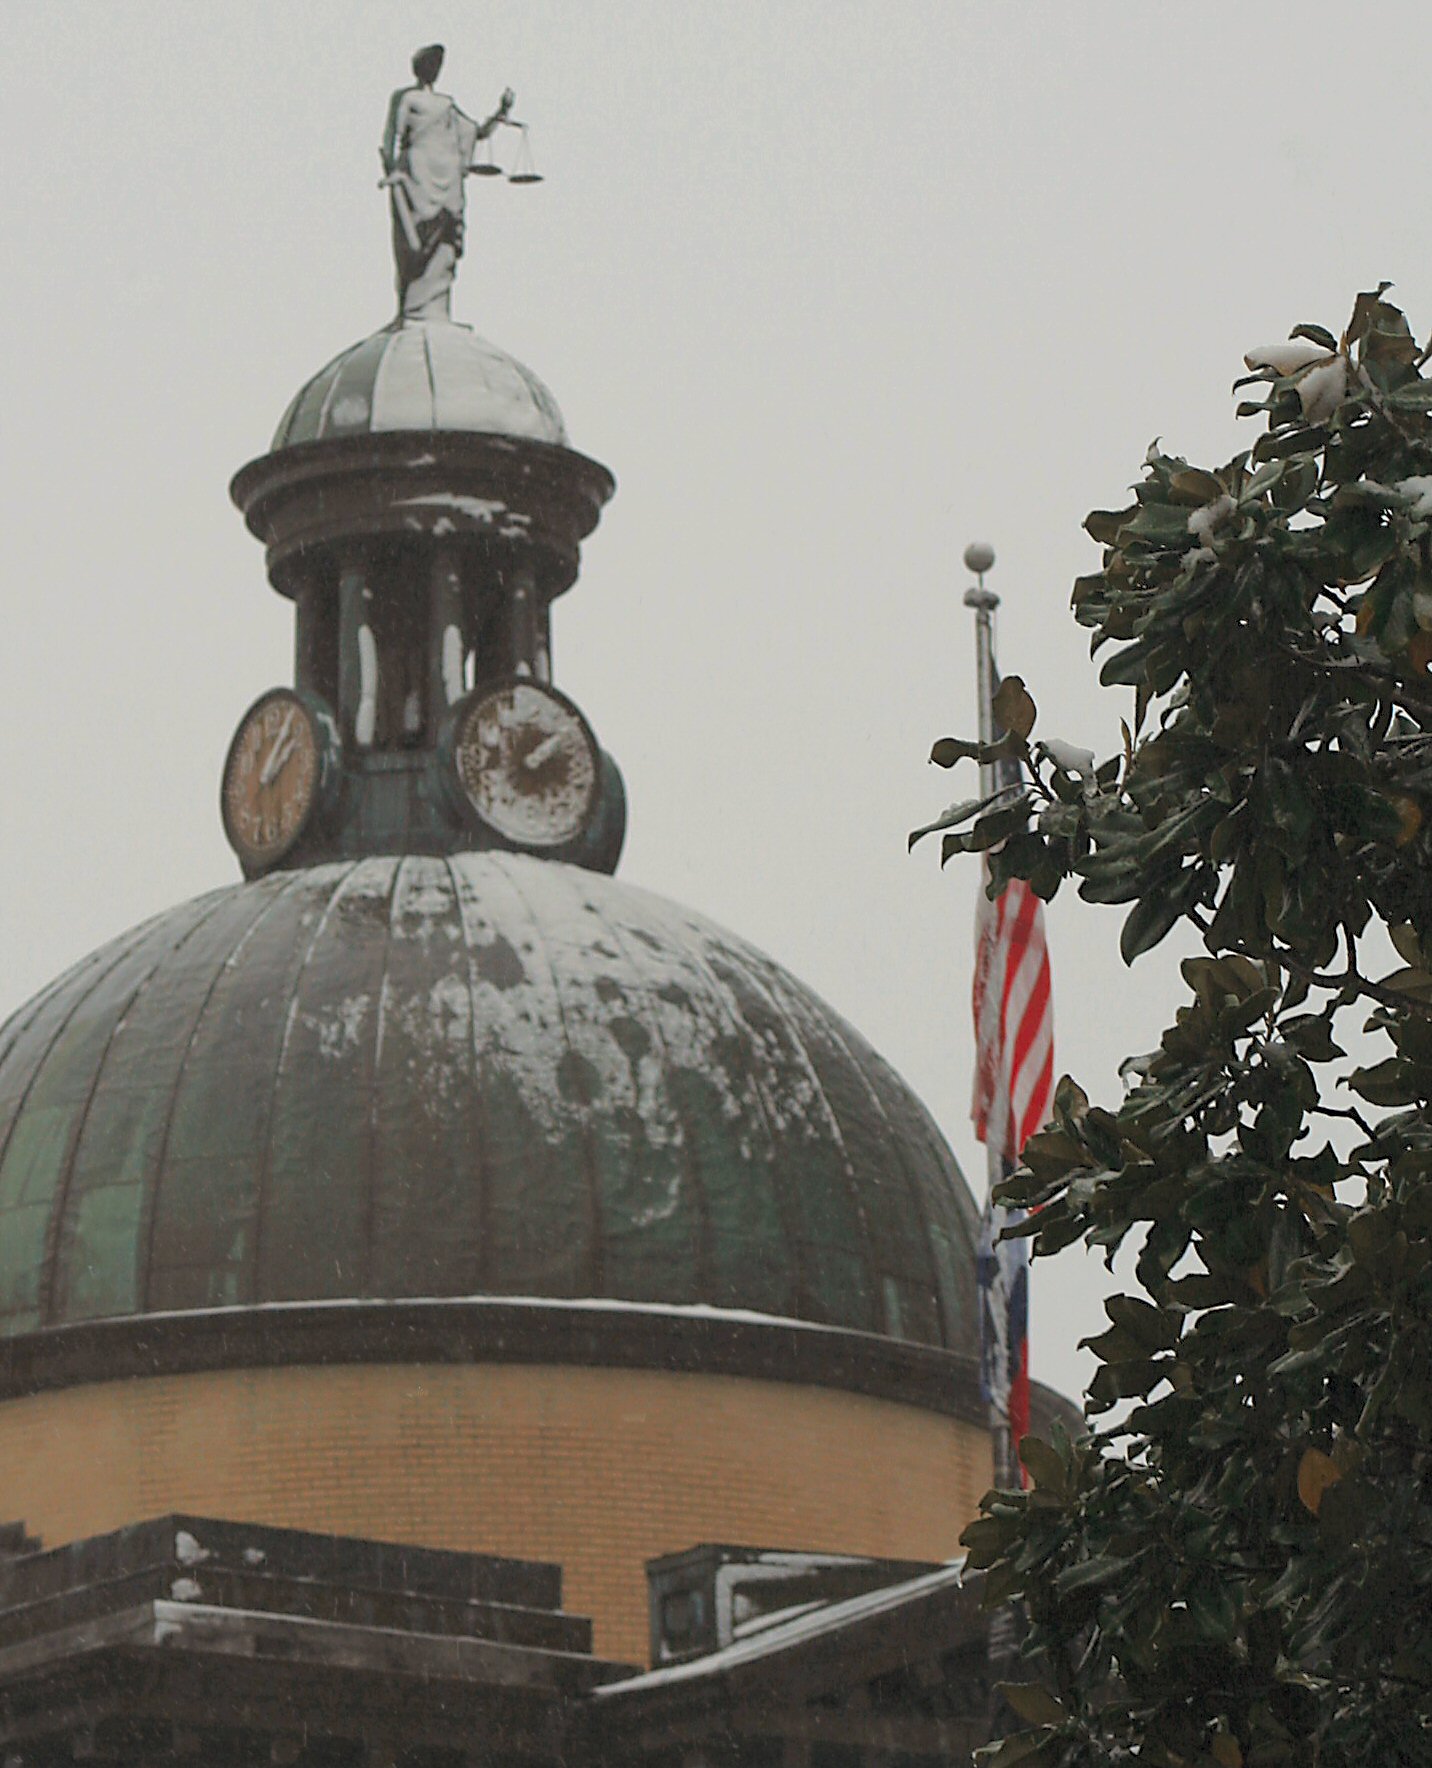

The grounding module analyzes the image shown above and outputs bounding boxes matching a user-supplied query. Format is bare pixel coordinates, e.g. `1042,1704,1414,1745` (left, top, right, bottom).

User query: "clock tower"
225,327,623,876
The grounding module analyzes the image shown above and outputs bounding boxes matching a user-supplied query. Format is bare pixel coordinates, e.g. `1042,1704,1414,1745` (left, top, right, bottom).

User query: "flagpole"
963,541,1024,1737
962,544,1017,1494
963,544,999,797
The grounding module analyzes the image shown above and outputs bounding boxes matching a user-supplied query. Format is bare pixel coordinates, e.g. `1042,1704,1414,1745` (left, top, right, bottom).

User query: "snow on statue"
379,45,514,321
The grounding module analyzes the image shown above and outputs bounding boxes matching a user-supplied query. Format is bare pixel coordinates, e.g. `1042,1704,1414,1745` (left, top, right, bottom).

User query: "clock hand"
259,710,297,786
523,732,565,772
265,733,301,785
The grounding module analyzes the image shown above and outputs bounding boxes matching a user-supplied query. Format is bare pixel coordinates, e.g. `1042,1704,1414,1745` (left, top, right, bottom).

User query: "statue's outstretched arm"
470,87,516,141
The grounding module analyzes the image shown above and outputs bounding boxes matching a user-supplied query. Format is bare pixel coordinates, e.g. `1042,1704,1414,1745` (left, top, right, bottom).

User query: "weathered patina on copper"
0,855,978,1355
268,324,567,453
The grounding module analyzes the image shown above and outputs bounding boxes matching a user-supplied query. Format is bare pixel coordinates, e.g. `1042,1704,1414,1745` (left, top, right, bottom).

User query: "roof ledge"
0,1297,1010,1421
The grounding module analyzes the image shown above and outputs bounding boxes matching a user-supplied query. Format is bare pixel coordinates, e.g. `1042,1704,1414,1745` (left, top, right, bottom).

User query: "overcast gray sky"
3,3,1427,1404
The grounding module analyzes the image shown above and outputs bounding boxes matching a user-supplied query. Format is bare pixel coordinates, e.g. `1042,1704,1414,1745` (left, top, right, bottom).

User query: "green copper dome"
0,854,978,1351
271,322,567,451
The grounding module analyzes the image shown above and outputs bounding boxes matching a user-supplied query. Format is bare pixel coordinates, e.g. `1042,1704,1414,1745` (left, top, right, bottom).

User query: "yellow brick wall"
0,1363,991,1665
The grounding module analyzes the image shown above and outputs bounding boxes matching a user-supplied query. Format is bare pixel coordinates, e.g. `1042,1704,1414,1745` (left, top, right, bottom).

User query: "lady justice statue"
379,45,514,321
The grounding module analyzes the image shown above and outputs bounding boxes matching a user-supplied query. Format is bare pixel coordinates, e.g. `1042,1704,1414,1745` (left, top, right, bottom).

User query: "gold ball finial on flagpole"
961,541,999,610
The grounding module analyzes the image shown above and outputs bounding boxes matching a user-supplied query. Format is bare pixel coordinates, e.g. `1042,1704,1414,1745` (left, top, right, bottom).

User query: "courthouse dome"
0,853,978,1355
271,321,567,449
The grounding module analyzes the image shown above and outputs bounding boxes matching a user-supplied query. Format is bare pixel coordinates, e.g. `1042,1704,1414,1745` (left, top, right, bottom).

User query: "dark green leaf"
1349,1058,1423,1106
992,674,1038,740
1017,1436,1067,1493
929,733,1023,769
1290,322,1339,352
1120,888,1186,963
998,1684,1066,1727
908,797,992,851
1085,505,1136,544
1053,1553,1127,1593
1383,380,1432,411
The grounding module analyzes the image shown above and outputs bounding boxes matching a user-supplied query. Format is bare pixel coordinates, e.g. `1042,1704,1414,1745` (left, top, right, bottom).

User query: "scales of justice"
379,42,542,323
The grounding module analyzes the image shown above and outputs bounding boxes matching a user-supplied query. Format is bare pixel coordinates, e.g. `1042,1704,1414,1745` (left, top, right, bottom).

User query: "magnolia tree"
916,289,1432,1766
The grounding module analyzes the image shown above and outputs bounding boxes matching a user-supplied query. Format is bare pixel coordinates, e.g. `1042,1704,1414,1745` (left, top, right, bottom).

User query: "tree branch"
1238,943,1432,1020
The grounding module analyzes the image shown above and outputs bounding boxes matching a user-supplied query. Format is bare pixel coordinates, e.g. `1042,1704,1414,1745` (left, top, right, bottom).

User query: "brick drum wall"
0,1363,991,1665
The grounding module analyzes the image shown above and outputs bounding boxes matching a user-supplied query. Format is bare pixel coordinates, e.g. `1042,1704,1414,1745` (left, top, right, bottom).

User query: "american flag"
972,749,1054,1470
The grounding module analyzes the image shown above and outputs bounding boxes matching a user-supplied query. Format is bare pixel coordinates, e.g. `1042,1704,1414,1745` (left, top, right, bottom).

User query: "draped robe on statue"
382,87,480,320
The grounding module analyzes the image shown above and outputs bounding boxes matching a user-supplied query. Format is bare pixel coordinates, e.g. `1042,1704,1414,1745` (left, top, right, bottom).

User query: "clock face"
221,689,328,872
453,680,599,849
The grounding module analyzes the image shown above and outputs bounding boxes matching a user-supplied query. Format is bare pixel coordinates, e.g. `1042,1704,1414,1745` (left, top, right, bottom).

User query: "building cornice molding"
0,1298,1075,1434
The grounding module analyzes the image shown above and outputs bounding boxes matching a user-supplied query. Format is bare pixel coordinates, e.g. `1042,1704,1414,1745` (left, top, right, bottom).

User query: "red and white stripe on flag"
971,872,1054,1162
972,863,1053,1475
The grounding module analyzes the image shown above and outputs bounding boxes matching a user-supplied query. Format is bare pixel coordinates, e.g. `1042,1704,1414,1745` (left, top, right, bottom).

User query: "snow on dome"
0,853,979,1356
272,321,567,450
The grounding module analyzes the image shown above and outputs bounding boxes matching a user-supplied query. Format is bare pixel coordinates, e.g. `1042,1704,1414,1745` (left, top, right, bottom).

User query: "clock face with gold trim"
221,689,332,873
452,680,599,849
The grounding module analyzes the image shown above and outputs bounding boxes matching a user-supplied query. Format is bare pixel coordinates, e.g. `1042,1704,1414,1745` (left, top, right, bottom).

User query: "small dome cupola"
225,55,620,881
271,325,567,451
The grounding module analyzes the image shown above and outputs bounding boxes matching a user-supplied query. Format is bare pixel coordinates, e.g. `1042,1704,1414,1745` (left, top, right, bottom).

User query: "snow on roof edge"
592,1559,971,1698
